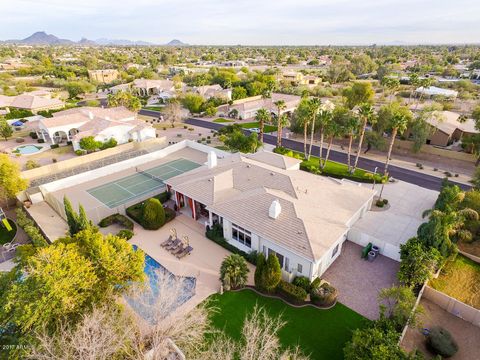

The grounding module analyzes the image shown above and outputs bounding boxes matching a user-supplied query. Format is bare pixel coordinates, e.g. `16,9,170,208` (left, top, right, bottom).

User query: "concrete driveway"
322,241,400,320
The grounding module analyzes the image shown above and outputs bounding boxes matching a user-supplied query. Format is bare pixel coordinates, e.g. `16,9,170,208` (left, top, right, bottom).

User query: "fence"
394,139,476,163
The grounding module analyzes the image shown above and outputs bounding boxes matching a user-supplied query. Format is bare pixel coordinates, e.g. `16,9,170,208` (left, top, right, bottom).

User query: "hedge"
206,223,257,265
98,213,134,231
117,229,134,240
276,280,308,304
292,276,312,293
15,208,48,248
310,283,338,307
125,192,174,229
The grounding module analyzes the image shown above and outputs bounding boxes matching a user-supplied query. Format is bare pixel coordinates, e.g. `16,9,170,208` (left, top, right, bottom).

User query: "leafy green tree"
64,196,80,235
263,253,282,293
417,210,458,257
77,205,94,234
181,92,205,114
254,108,271,143
473,104,480,124
343,81,375,109
223,130,262,153
398,237,441,288
232,86,247,100
410,117,430,153
381,77,400,103
65,80,95,99
0,119,13,141
107,91,141,112
220,254,249,289
0,154,28,206
142,198,166,230
79,136,101,151
254,252,266,290
378,286,420,330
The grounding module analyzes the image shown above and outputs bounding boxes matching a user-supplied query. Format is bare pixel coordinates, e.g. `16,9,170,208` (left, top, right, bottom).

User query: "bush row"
98,213,134,231
15,208,48,248
276,280,307,304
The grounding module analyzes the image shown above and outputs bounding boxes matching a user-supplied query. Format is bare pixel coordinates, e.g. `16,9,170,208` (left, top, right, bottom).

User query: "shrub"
263,254,282,293
444,171,452,177
383,199,389,205
427,327,458,358
16,138,25,143
16,208,48,248
100,138,117,150
254,252,266,290
117,229,134,240
310,283,338,307
37,139,45,143
276,280,307,304
220,254,249,290
310,277,322,291
25,160,40,170
75,149,85,156
66,141,72,145
376,199,385,207
141,198,166,230
292,276,311,292
30,132,38,139
50,144,59,149
98,213,134,230
52,158,57,163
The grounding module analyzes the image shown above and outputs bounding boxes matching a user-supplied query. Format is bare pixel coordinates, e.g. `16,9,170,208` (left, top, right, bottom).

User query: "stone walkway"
322,241,399,320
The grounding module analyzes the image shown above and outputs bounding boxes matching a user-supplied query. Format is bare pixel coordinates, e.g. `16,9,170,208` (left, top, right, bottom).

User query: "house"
165,150,375,281
421,111,478,147
34,106,156,149
88,69,119,84
301,75,322,86
132,78,182,97
415,86,458,99
218,93,301,120
0,93,64,113
281,71,304,84
191,84,232,101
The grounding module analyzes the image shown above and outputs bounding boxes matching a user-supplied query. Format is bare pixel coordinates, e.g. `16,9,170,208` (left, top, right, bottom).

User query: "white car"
248,127,260,133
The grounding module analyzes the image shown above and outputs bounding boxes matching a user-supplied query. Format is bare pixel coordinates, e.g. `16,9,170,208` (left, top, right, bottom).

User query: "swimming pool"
14,144,45,155
126,246,196,322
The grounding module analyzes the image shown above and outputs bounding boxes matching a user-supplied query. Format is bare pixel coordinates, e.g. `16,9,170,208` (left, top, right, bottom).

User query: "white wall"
347,227,401,261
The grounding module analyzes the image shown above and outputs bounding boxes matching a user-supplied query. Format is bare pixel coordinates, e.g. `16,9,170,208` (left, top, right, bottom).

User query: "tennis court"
87,158,200,208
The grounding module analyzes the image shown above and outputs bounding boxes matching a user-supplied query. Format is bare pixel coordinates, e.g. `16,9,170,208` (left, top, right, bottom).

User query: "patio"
322,241,400,320
129,213,255,313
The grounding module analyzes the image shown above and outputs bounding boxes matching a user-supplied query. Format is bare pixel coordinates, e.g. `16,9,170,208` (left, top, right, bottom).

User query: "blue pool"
14,144,44,154
126,246,196,322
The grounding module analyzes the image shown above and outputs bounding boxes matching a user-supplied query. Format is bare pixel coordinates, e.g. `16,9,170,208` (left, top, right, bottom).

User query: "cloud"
1,0,479,44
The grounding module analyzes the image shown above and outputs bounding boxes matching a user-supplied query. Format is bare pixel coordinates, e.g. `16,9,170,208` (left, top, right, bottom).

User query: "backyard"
430,254,480,309
207,289,369,360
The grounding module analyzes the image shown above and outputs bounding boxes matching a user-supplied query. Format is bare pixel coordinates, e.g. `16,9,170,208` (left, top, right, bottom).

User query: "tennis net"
135,167,164,183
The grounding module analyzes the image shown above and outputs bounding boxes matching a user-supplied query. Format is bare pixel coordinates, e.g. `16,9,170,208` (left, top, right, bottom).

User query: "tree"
381,77,400,103
343,113,360,171
0,119,13,141
383,106,412,174
79,136,101,151
294,98,313,158
398,237,441,288
220,254,249,290
0,154,28,206
64,196,79,235
410,116,430,153
473,104,480,124
353,103,375,172
307,97,321,160
65,80,95,99
317,101,335,169
232,86,247,100
263,253,282,293
378,286,420,330
322,109,344,167
107,91,141,112
343,81,375,109
163,100,183,128
181,93,205,114
254,108,271,143
254,253,266,290
142,198,166,230
274,100,287,147
222,129,262,153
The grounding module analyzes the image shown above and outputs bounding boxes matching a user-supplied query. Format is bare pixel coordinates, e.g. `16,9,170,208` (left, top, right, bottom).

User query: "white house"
35,106,156,150
415,86,458,98
165,150,375,282
191,84,232,101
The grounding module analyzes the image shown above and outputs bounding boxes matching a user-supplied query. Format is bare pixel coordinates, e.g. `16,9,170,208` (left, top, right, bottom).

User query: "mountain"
8,31,74,45
166,39,187,46
78,37,97,46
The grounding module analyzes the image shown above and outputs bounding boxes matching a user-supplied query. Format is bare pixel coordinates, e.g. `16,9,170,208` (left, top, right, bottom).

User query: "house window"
231,223,251,248
297,264,303,273
332,244,339,258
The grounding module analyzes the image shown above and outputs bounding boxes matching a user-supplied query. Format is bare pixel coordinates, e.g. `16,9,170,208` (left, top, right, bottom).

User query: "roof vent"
88,111,94,120
207,151,218,169
105,116,110,120
269,199,281,219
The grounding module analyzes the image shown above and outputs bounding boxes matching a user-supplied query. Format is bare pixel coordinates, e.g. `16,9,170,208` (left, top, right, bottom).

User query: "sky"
1,0,479,45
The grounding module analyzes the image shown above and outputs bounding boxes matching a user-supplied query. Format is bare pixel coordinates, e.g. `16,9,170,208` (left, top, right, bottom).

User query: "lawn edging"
229,286,337,310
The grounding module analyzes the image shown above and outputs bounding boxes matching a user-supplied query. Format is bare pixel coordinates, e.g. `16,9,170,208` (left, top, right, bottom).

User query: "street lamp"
372,166,378,190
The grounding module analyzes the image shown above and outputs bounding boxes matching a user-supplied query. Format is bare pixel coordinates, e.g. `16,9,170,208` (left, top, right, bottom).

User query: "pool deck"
130,213,255,314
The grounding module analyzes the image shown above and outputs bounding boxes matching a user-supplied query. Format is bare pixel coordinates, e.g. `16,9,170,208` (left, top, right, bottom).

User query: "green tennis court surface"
87,158,200,208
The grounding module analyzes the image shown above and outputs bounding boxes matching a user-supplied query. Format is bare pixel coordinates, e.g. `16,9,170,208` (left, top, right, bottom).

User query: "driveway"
322,241,400,320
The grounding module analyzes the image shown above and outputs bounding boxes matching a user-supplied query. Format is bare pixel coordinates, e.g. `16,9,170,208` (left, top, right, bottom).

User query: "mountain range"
2,32,188,46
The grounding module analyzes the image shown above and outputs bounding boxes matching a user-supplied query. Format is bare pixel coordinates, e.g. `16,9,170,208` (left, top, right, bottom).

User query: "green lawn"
142,106,162,111
430,254,480,309
207,290,369,360
240,121,277,133
0,219,17,245
213,118,234,123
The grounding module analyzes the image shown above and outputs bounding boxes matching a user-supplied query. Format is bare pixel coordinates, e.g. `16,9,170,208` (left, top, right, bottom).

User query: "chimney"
88,111,94,120
207,151,217,169
269,199,281,219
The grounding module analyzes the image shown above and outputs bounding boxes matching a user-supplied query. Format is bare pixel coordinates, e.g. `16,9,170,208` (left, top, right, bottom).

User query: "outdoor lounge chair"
170,242,185,255
161,229,177,247
165,238,181,251
176,245,193,259
6,243,20,252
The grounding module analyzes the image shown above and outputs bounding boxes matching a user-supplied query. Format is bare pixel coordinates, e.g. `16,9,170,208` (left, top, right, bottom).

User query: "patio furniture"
165,238,181,251
161,229,177,247
4,243,20,252
171,236,189,255
176,245,193,259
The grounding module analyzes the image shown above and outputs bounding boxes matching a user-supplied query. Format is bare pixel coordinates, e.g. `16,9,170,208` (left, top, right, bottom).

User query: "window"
231,223,251,248
297,264,303,274
332,244,339,258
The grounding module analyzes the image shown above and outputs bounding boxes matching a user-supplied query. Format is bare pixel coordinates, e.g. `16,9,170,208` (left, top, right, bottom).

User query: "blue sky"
1,0,479,45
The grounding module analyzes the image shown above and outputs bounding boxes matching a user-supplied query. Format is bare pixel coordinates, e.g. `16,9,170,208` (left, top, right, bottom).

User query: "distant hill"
166,39,188,46
7,31,74,45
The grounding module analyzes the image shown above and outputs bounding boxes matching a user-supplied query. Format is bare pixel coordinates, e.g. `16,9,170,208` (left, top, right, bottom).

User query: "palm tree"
408,73,419,104
381,77,400,104
384,112,409,174
344,113,360,172
322,118,343,168
255,108,271,143
414,77,434,110
220,254,249,290
317,101,335,169
352,103,375,173
274,100,286,147
307,97,322,160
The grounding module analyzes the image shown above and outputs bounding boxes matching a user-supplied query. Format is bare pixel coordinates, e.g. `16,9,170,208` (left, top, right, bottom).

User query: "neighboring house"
165,150,375,281
132,79,181,97
0,58,27,70
218,93,301,119
34,106,155,149
301,75,321,86
281,71,304,84
88,69,119,84
0,94,64,113
415,111,478,147
191,84,232,101
415,86,458,98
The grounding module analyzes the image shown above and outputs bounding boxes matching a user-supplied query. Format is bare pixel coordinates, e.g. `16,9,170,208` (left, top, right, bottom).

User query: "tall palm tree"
294,98,312,158
384,112,409,174
414,77,434,110
408,73,419,104
344,113,360,172
381,77,400,104
255,108,271,143
352,103,375,173
317,101,335,169
307,97,321,160
274,100,286,147
322,117,343,169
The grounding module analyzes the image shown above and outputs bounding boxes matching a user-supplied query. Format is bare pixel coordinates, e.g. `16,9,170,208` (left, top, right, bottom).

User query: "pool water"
126,246,196,322
14,145,44,154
